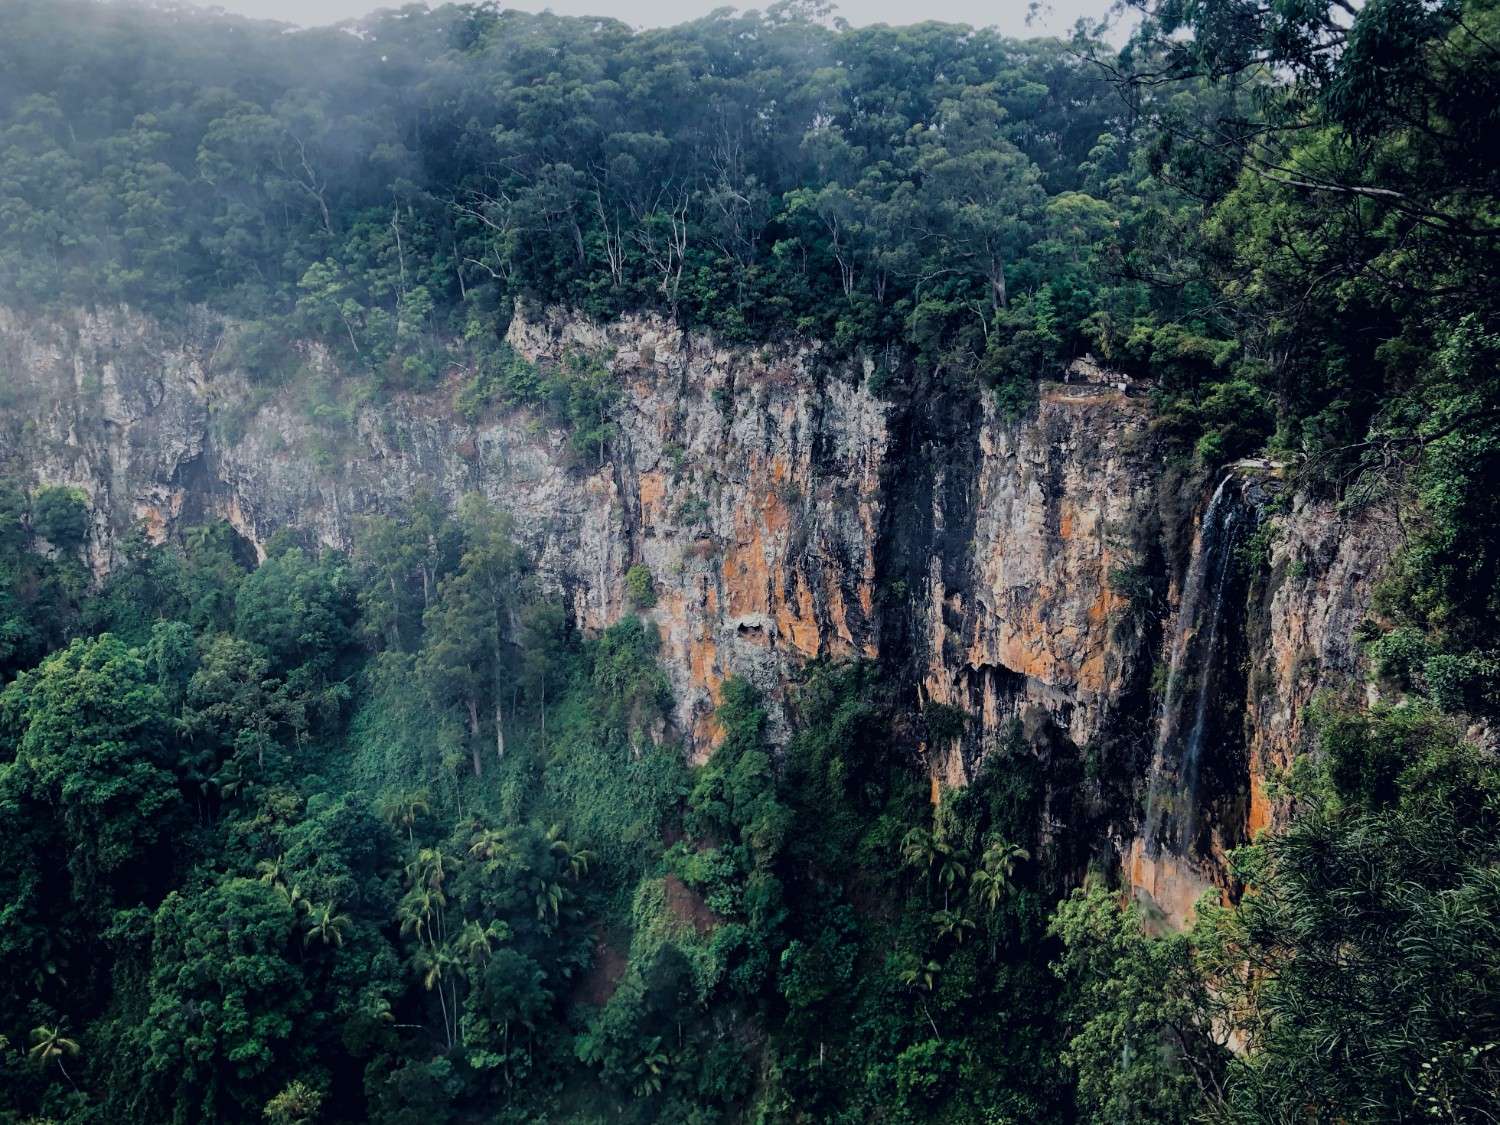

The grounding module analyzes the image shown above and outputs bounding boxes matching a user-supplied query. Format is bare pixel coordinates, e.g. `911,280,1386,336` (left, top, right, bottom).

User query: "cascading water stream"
1141,475,1258,861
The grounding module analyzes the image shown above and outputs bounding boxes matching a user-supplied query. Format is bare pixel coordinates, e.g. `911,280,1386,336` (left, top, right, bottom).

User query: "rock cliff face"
1,304,886,754
1128,473,1400,926
906,382,1158,787
1246,489,1403,831
0,303,1398,912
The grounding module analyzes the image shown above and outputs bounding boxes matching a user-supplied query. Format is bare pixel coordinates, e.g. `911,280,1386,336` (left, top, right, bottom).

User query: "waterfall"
1141,475,1259,861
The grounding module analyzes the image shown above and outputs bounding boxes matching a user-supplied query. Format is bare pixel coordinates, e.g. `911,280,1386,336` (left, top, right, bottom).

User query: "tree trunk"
389,574,402,648
467,699,482,777
452,977,463,1046
435,975,453,1050
492,594,507,762
920,997,943,1042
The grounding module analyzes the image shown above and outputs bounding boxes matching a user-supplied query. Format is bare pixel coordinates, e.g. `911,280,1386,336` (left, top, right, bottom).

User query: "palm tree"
467,826,518,871
901,826,938,870
545,823,594,880
896,957,945,1041
414,942,456,993
533,874,566,923
969,839,1028,956
455,919,508,965
275,881,310,916
405,847,457,893
304,903,353,948
398,885,448,945
412,942,460,1049
631,1036,671,1098
255,854,288,889
932,844,968,908
901,826,969,909
931,908,976,946
215,757,247,799
28,1024,80,1089
973,840,1028,902
898,957,943,994
379,789,431,847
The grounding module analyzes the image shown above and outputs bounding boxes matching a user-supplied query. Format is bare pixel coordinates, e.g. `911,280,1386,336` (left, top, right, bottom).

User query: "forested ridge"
2,0,1500,1121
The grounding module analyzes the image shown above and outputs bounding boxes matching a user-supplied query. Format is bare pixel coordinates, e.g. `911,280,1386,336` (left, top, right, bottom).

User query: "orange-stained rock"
778,583,822,657
1127,838,1220,933
638,470,667,524
499,307,890,752
1241,491,1403,839
1247,767,1272,840
920,385,1157,764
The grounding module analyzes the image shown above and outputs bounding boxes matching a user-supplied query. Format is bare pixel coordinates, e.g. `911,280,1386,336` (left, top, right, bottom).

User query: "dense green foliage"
7,484,1483,1122
1042,1,1500,1119
0,494,1066,1123
2,0,1499,1120
1122,0,1500,708
1054,707,1500,1123
0,485,88,680
0,0,1207,397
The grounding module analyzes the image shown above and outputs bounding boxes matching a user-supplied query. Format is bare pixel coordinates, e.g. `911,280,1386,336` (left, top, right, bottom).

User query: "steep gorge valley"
2,0,1498,1121
2,301,1399,925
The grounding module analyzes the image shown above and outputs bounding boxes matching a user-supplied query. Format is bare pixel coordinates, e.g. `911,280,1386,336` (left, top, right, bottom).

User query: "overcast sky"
182,0,1124,38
